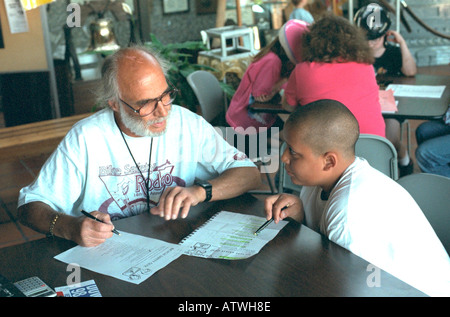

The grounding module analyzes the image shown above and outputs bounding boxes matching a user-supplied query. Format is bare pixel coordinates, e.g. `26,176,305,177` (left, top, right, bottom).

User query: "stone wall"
384,0,450,66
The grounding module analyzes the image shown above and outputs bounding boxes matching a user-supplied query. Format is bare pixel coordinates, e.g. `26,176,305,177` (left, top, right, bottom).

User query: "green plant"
90,34,236,113
145,34,235,112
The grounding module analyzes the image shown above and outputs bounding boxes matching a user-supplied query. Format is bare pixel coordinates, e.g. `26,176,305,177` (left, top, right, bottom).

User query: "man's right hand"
74,211,115,247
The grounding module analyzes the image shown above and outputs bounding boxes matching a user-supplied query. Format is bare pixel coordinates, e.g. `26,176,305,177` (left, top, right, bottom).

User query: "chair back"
278,142,302,194
397,173,450,254
188,71,275,194
187,70,225,125
355,134,398,180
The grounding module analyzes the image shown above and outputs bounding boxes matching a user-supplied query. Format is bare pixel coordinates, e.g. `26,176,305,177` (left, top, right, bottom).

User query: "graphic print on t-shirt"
98,160,185,219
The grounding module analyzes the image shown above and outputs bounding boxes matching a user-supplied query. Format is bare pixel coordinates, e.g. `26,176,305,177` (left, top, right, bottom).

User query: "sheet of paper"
54,232,186,285
379,89,398,113
180,211,288,260
386,84,446,99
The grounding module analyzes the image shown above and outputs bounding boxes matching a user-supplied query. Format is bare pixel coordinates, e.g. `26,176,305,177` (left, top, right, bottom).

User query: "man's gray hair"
95,45,170,108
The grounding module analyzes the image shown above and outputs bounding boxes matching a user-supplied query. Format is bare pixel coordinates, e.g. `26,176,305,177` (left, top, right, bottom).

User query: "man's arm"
208,166,262,201
18,202,114,247
151,166,261,220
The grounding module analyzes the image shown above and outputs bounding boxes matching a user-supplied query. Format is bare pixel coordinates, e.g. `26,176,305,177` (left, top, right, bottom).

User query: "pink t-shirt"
226,52,281,131
285,62,385,137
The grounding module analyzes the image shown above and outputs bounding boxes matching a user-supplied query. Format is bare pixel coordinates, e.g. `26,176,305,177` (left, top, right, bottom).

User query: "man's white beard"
119,105,171,137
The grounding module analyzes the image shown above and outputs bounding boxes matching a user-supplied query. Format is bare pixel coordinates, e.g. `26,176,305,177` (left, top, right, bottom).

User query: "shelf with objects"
197,25,259,82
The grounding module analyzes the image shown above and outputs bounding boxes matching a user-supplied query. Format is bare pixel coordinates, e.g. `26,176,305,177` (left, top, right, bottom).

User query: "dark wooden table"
381,73,449,121
0,194,425,297
250,72,449,122
249,102,289,114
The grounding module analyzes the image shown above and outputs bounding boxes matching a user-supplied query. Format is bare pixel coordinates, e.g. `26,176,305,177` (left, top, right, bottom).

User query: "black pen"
81,210,121,235
254,204,290,236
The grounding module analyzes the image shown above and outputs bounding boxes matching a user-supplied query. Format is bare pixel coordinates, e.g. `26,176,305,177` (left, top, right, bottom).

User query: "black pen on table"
254,204,290,236
81,210,121,235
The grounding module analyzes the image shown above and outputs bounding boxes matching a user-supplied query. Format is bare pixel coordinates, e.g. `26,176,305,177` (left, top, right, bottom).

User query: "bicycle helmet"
354,3,391,40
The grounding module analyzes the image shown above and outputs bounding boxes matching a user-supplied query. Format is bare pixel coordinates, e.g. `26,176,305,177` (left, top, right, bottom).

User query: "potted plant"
145,34,235,112
91,34,235,114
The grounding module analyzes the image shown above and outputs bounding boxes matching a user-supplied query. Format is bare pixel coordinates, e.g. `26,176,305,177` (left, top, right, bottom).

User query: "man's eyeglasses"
119,81,178,117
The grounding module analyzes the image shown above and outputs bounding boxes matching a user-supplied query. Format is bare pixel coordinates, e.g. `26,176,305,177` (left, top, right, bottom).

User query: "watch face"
196,180,211,188
203,181,212,189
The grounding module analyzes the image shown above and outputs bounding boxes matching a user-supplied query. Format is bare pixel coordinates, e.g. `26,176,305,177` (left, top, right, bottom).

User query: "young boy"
265,99,450,297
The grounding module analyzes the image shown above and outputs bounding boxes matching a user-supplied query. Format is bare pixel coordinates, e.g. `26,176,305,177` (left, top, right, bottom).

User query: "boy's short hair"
286,99,360,157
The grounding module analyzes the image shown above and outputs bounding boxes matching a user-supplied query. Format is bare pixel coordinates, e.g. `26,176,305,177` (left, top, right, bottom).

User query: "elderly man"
18,46,261,247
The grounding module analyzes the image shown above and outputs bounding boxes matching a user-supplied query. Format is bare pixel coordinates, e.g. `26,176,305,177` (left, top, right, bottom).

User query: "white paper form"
180,211,288,260
54,232,186,284
386,84,446,99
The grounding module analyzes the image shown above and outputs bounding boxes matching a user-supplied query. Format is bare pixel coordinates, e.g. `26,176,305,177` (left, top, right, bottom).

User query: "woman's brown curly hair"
301,14,374,64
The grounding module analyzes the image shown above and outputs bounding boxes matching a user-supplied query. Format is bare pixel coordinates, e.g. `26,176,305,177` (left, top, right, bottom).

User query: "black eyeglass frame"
119,81,179,117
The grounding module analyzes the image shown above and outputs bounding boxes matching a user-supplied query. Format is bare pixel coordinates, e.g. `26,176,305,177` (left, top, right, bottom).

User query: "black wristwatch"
195,179,212,202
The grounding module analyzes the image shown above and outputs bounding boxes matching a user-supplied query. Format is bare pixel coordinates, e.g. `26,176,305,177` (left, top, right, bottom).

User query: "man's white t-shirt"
18,106,254,220
300,157,450,296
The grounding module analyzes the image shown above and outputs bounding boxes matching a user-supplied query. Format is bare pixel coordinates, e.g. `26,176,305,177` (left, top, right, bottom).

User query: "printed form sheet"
180,211,288,259
54,232,185,284
386,84,446,98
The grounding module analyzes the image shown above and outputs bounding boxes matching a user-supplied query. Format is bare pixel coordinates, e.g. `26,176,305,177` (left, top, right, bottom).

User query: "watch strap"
195,180,212,202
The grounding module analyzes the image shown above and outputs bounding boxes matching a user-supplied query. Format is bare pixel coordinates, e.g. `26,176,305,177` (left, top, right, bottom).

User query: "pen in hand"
81,210,121,236
254,204,290,236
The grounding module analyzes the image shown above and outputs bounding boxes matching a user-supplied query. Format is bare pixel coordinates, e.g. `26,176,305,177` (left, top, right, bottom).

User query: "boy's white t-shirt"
300,157,450,297
18,106,254,220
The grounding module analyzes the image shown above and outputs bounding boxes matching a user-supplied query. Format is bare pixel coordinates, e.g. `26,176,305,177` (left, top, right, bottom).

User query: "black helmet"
354,3,391,40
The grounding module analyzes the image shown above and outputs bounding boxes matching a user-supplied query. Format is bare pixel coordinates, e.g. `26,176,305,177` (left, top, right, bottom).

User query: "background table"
249,72,449,121
381,73,449,121
249,102,289,114
0,194,425,297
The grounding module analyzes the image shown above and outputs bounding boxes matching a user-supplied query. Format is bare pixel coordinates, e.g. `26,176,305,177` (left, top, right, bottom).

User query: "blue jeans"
415,120,450,177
